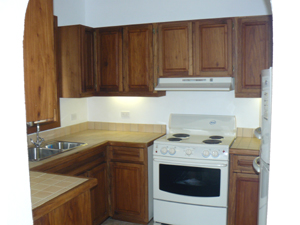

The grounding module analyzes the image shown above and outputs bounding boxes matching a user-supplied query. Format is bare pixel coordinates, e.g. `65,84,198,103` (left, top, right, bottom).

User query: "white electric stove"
153,114,236,225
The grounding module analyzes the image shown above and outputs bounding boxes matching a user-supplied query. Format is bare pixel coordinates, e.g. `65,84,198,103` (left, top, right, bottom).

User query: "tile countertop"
29,129,165,169
30,171,91,209
29,129,164,215
230,137,261,155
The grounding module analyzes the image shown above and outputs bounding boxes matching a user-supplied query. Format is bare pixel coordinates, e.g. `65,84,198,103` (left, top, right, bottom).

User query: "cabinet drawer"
109,146,144,163
231,155,258,174
42,145,107,176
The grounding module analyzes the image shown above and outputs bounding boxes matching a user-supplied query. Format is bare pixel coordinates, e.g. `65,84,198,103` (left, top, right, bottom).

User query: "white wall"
55,0,271,129
60,98,88,127
88,92,261,128
0,0,33,224
86,0,272,27
53,0,85,26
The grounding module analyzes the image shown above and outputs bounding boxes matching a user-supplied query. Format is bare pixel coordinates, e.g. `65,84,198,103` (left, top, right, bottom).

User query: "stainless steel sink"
28,147,62,161
44,141,87,151
28,141,87,161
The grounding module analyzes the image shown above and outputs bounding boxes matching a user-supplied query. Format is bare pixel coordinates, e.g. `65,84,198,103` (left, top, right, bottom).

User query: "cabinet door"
123,24,153,92
233,173,259,225
194,18,233,77
87,163,109,225
82,27,96,95
24,0,57,123
235,16,272,97
110,162,146,223
96,27,123,92
228,153,260,225
59,25,95,98
158,21,193,77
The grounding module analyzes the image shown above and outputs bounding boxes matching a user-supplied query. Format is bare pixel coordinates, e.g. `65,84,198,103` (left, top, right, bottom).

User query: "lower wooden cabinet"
108,145,150,224
87,163,109,225
31,143,151,225
228,152,259,225
34,191,93,225
110,162,146,223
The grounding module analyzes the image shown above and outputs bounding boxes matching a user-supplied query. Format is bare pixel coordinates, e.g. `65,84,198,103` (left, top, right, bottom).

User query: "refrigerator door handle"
253,156,261,173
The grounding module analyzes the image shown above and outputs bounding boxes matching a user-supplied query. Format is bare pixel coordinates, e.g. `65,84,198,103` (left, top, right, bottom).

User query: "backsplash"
27,122,166,145
236,128,256,137
27,123,253,145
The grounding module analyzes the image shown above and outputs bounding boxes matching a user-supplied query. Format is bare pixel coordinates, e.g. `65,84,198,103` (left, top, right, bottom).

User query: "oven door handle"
154,159,228,168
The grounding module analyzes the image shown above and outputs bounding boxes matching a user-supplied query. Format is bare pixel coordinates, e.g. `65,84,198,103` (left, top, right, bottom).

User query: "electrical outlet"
71,113,77,121
121,111,130,118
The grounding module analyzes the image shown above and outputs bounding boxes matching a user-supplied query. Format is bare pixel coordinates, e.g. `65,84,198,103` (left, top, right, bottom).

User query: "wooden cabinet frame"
157,21,193,77
234,16,272,97
194,18,233,77
228,152,260,225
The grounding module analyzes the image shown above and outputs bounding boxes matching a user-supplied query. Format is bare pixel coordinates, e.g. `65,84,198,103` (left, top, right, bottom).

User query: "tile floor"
101,218,155,225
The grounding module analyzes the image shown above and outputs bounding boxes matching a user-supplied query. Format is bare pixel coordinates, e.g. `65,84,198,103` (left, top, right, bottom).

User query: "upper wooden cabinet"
194,18,233,77
96,27,123,93
24,0,57,123
235,16,272,97
58,25,96,98
157,21,193,77
123,24,154,92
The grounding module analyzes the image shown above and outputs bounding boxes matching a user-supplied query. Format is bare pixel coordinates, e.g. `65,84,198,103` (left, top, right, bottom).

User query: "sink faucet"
30,123,45,148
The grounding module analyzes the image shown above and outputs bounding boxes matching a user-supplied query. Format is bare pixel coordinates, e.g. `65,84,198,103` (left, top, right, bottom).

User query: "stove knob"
169,147,176,155
160,147,168,155
185,149,193,156
202,150,210,158
212,150,219,158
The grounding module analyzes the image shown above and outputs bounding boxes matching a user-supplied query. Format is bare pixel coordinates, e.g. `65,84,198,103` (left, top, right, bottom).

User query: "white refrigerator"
253,67,272,225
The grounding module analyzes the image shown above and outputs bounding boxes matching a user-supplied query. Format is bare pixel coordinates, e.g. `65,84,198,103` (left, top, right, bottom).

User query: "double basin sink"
28,141,87,161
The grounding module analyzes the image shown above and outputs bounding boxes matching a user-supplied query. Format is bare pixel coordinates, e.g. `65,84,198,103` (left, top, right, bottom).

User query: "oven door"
153,157,229,207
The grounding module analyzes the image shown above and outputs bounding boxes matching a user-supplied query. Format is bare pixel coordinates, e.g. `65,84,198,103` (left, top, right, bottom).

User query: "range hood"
155,77,235,91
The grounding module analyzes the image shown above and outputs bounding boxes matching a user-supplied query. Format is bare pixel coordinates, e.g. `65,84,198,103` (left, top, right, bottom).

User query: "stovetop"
155,133,235,147
153,114,236,160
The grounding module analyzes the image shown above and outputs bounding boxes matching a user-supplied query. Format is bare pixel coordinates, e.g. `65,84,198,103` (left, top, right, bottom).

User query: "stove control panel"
154,143,229,160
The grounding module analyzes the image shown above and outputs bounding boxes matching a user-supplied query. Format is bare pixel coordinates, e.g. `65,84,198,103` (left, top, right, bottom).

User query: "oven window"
159,164,221,197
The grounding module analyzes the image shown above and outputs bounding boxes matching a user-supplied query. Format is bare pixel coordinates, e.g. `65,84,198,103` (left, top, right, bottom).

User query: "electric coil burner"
203,139,222,144
167,137,182,142
173,133,190,138
153,114,236,225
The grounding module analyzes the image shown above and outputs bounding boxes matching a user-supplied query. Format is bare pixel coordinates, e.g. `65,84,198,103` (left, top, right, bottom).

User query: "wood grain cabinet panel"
157,21,193,77
235,16,272,97
58,25,96,98
228,153,259,225
34,190,93,225
87,163,109,225
123,24,153,92
110,162,146,223
24,0,57,123
194,18,233,77
96,27,123,93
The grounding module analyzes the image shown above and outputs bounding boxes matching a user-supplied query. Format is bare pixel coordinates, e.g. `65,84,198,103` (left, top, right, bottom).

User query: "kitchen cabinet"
87,163,109,225
58,25,96,98
95,27,123,93
194,18,233,77
31,144,109,225
234,15,272,97
94,25,165,97
109,145,149,224
24,0,58,123
157,21,193,77
123,24,154,93
228,152,259,225
34,188,94,225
